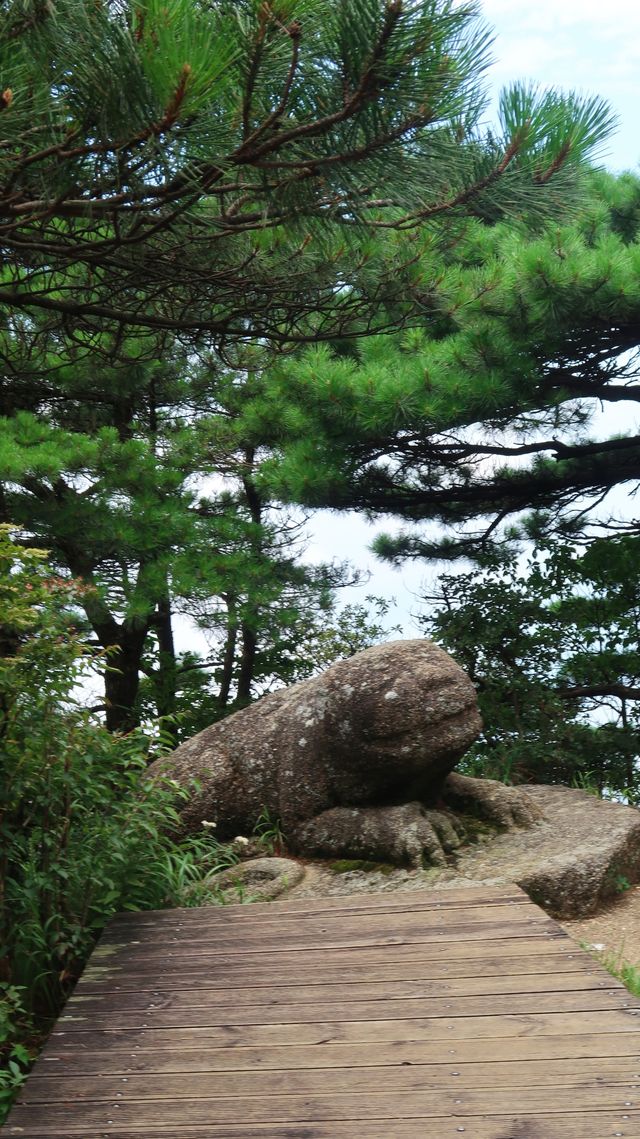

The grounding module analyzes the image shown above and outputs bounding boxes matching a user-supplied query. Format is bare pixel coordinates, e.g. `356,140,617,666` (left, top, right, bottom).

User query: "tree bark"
103,623,149,733
236,622,257,705
154,592,177,726
217,595,238,709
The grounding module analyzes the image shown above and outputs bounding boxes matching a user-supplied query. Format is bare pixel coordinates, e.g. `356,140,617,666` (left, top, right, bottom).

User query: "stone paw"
292,801,467,869
442,772,543,830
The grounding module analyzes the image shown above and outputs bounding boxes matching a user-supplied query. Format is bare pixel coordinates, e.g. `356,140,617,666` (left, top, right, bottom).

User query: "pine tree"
0,0,613,344
420,537,640,802
242,170,640,556
0,325,377,732
0,1,624,733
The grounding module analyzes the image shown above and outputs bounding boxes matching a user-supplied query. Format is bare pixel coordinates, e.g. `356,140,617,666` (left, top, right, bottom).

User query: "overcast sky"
481,0,640,172
302,1,640,635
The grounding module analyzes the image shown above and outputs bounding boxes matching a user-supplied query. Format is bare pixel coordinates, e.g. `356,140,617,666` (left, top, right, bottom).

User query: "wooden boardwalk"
5,884,640,1138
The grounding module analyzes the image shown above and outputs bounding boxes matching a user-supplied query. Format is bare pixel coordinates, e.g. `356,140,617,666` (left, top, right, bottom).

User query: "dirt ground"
560,881,640,971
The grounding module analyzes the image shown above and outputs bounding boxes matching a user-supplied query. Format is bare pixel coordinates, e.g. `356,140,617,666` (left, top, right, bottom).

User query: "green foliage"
420,537,640,799
153,835,239,908
0,0,615,341
0,13,626,742
2,327,387,734
0,548,181,1005
0,527,240,1122
245,172,640,561
0,985,33,1120
611,960,640,998
593,947,640,1000
252,807,286,856
248,593,402,689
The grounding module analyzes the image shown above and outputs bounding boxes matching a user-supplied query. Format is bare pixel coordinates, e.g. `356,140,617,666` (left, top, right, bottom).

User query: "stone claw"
292,801,468,868
441,772,543,829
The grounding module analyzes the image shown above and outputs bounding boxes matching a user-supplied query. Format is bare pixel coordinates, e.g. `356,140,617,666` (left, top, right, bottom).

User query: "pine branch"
556,683,640,701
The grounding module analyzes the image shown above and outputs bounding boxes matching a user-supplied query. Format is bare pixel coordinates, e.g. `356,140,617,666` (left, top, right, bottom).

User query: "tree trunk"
154,593,177,731
103,624,149,733
620,697,635,791
217,595,238,709
236,622,257,705
235,448,262,705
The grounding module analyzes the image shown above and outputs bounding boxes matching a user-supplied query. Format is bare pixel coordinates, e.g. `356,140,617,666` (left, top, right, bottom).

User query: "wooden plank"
88,924,567,959
108,897,536,935
7,1085,640,1130
58,988,639,1031
6,1115,639,1139
107,884,525,925
91,919,555,963
48,1007,640,1050
89,918,562,962
83,933,571,982
104,902,537,938
35,1032,640,1075
99,902,550,941
78,949,596,993
71,968,616,1009
7,885,640,1139
20,1057,640,1103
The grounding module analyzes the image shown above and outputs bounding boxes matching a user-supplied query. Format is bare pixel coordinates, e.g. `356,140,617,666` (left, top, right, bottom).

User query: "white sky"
299,1,640,636
480,0,640,172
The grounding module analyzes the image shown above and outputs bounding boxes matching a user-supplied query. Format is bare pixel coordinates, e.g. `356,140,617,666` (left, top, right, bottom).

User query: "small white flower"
233,835,250,846
201,820,217,828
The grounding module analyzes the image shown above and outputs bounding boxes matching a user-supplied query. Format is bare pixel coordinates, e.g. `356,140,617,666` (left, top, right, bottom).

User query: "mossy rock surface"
329,859,396,875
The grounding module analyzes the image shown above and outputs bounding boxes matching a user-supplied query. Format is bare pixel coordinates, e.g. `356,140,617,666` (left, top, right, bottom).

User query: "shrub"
0,527,235,1122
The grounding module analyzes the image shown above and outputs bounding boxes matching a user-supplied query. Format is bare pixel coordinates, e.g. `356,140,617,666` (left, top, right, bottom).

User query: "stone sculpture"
150,639,540,866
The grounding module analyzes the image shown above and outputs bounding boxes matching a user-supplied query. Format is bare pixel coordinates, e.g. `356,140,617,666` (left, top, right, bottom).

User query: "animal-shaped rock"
151,639,540,866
